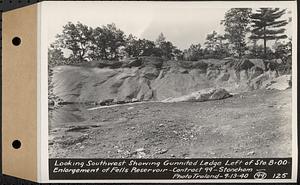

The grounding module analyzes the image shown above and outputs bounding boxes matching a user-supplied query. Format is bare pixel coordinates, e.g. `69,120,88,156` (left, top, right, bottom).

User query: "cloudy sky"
42,1,294,50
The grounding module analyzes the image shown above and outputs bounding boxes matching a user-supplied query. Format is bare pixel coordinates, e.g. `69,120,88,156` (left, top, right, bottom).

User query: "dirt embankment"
49,57,291,105
48,57,292,158
49,88,292,158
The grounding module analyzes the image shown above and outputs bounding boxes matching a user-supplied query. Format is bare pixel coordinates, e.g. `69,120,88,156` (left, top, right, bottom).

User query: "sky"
42,1,294,50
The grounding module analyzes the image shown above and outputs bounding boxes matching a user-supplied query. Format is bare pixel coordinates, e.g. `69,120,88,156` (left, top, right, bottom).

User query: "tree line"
49,8,292,65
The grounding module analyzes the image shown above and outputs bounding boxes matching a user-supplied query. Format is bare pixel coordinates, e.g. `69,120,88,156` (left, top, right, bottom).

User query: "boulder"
239,70,249,81
249,66,264,79
122,58,142,68
162,88,231,103
192,61,209,71
249,59,266,70
140,56,163,68
179,60,208,71
265,75,292,90
140,66,159,80
179,68,189,74
206,68,220,80
232,59,255,71
249,73,270,90
266,69,279,79
131,98,139,102
217,72,230,82
99,99,114,106
210,88,232,100
265,60,279,71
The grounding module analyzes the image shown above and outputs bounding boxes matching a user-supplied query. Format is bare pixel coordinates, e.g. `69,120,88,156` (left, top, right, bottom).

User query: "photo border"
39,1,298,183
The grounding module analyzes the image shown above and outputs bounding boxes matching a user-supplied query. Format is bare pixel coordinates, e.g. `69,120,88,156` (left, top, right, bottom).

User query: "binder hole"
12,140,21,149
12,37,21,46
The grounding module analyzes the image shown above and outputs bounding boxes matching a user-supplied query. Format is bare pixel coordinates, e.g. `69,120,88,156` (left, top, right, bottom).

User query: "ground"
49,88,292,158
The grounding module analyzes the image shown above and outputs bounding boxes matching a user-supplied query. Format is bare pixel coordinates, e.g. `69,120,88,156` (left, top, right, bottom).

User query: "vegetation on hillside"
49,8,292,66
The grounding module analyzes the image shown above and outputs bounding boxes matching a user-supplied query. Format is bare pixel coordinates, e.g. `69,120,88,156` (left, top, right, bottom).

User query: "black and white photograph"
46,1,295,161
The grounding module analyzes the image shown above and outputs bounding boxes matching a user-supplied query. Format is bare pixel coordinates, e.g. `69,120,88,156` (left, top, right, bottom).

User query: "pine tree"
250,8,288,56
221,8,252,58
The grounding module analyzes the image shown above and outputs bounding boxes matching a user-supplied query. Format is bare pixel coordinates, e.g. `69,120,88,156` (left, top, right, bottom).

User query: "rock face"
49,57,291,104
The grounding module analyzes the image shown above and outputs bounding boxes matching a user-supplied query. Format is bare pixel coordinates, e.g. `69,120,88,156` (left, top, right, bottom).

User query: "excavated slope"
50,58,290,103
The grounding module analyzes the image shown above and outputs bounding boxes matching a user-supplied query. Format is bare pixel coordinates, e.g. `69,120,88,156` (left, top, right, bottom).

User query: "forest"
48,8,292,66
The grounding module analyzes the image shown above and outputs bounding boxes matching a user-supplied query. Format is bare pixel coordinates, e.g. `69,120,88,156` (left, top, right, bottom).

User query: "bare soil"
49,89,292,158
